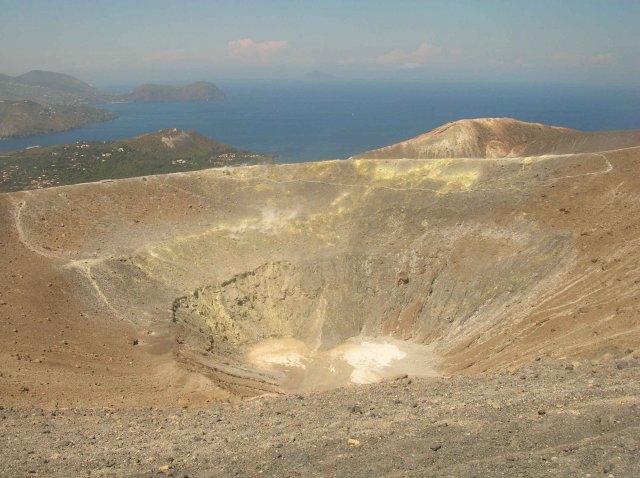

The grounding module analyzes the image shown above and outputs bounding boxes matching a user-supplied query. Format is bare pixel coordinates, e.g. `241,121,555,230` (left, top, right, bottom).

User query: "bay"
1,81,639,163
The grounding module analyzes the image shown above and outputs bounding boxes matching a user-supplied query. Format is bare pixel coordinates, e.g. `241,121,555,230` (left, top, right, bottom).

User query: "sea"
1,81,639,163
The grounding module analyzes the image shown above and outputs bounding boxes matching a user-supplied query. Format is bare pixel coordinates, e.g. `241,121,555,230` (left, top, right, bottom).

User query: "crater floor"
246,336,439,392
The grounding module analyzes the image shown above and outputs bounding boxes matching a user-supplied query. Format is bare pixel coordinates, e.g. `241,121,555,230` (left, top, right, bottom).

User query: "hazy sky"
1,0,638,88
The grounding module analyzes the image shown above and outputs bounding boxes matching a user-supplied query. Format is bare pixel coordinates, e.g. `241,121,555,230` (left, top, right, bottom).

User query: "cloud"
375,43,441,70
228,38,289,61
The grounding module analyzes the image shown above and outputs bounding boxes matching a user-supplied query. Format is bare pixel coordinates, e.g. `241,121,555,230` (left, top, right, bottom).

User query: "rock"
430,443,442,451
286,452,310,464
396,271,409,285
600,353,615,364
347,438,361,447
537,410,546,415
615,360,629,370
159,465,171,472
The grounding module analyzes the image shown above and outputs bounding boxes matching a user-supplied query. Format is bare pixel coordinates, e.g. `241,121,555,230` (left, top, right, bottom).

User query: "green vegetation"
0,128,274,192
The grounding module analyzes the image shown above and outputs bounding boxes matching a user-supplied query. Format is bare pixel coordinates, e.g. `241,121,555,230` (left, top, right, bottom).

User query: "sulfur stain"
351,159,479,193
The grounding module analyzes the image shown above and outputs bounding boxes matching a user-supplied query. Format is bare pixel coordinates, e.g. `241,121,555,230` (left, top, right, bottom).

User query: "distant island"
126,81,225,102
0,100,117,138
0,70,226,137
0,70,113,105
0,71,117,137
0,69,226,105
0,128,274,192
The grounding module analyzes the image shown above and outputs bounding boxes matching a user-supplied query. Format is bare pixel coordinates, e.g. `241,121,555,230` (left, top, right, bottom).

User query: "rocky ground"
1,356,638,477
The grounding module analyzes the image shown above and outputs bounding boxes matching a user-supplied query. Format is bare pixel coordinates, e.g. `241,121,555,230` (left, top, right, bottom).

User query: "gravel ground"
2,357,639,478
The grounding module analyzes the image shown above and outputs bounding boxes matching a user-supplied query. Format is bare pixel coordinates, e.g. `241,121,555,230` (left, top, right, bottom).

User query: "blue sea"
1,81,639,163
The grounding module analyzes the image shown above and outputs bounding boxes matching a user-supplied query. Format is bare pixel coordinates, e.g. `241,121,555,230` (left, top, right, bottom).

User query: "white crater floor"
247,336,439,392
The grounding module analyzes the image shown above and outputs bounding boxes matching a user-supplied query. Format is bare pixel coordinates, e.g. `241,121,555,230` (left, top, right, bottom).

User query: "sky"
0,0,638,88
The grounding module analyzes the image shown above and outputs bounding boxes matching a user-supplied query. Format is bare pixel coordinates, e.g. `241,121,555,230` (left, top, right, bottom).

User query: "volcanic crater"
4,120,639,406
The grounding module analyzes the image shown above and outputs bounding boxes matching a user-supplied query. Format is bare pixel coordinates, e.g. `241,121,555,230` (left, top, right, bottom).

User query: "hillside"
351,117,640,159
0,99,117,138
0,128,274,191
0,70,113,105
127,81,225,102
17,70,103,97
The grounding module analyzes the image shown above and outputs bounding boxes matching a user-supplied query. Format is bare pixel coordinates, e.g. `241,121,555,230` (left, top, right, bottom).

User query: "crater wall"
6,151,640,398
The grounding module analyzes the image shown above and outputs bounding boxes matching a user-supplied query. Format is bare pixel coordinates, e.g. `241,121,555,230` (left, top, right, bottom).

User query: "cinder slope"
351,117,640,159
0,194,234,408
